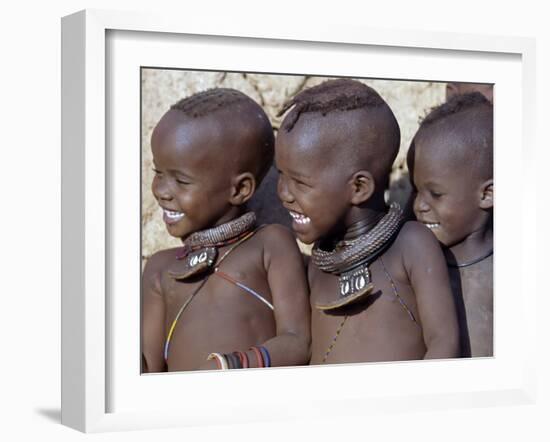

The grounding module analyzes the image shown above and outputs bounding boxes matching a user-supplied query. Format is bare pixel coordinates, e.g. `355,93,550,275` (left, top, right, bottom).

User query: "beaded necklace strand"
321,257,419,363
447,249,493,268
164,229,257,363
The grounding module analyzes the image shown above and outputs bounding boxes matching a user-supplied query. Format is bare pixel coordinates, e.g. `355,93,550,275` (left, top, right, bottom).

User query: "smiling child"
141,88,311,372
408,92,493,357
275,79,459,364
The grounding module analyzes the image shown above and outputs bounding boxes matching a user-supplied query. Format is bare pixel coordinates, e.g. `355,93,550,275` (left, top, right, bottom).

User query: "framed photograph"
61,9,536,433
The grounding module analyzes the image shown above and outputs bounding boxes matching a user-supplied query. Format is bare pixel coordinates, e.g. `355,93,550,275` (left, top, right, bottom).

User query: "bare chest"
160,254,276,370
448,257,493,357
309,259,424,364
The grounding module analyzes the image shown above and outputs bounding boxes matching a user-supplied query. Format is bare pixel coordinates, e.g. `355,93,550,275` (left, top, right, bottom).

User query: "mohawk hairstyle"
171,87,251,118
420,92,492,127
412,91,493,182
278,79,386,132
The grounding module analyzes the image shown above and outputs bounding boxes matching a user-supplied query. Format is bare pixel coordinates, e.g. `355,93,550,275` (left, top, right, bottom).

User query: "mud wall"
141,70,446,260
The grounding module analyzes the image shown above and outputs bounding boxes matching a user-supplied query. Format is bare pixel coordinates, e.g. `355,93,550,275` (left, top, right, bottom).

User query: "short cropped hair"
420,91,492,127
415,92,493,180
278,79,387,132
170,88,275,183
278,79,401,191
171,88,251,118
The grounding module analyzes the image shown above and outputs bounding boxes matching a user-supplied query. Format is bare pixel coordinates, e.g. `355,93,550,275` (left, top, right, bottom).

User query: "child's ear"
349,170,375,205
479,178,493,209
230,172,256,205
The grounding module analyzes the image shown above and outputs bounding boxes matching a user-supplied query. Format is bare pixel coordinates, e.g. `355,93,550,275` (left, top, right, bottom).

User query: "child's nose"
152,177,173,201
413,193,429,213
277,175,294,203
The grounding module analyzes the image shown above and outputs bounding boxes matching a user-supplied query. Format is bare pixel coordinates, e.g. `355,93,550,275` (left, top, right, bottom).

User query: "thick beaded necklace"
311,203,404,310
163,212,257,363
169,212,256,281
177,212,256,254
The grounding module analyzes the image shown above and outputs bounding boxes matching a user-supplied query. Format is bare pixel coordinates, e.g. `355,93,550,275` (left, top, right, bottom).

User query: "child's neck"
342,198,388,242
343,212,385,241
213,206,246,228
180,206,247,243
446,222,493,267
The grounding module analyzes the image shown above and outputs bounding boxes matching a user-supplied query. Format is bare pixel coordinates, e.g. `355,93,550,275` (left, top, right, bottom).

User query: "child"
275,79,459,364
142,88,311,372
446,82,493,103
408,92,493,357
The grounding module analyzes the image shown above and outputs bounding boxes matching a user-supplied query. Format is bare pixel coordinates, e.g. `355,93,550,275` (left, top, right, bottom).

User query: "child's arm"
254,224,311,366
141,252,168,373
401,222,460,359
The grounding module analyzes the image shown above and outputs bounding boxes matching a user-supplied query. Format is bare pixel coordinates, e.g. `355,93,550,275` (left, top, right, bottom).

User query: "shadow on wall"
247,165,292,230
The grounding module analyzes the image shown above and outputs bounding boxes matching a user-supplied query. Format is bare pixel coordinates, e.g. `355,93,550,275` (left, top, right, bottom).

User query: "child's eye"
152,168,162,176
429,190,442,198
294,178,310,189
176,179,190,185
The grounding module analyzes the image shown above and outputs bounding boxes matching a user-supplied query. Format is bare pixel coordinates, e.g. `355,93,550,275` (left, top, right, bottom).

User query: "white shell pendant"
338,266,371,299
168,247,218,280
316,264,374,311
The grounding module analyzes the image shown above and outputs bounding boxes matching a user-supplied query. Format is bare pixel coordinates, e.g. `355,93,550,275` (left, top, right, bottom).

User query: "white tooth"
163,208,185,220
289,210,311,224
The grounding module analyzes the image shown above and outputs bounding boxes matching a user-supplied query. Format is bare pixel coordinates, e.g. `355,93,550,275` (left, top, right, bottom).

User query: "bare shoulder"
394,221,445,274
255,223,300,252
254,224,305,273
142,247,180,278
393,221,444,265
395,221,440,251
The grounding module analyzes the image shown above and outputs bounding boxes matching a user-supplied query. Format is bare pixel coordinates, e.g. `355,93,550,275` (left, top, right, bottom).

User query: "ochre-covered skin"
448,255,493,357
308,222,456,363
409,93,493,358
142,91,311,372
143,223,311,372
275,81,460,364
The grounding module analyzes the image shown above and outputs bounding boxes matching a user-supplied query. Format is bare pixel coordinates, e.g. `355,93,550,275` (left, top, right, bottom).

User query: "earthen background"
141,70,447,261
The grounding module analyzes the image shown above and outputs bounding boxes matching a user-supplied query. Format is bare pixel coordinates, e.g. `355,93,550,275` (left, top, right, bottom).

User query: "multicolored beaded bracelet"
207,352,228,370
237,351,249,368
250,346,265,368
226,352,242,369
232,351,243,368
258,346,271,368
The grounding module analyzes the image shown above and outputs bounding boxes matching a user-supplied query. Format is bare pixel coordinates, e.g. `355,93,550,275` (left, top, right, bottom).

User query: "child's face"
150,111,234,239
411,133,487,249
275,120,352,244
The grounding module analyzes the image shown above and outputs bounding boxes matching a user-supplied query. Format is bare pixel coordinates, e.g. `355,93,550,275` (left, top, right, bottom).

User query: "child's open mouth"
162,208,186,224
289,210,311,225
423,222,440,230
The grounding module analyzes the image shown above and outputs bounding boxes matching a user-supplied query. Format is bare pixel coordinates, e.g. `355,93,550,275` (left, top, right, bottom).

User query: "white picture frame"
61,9,537,433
